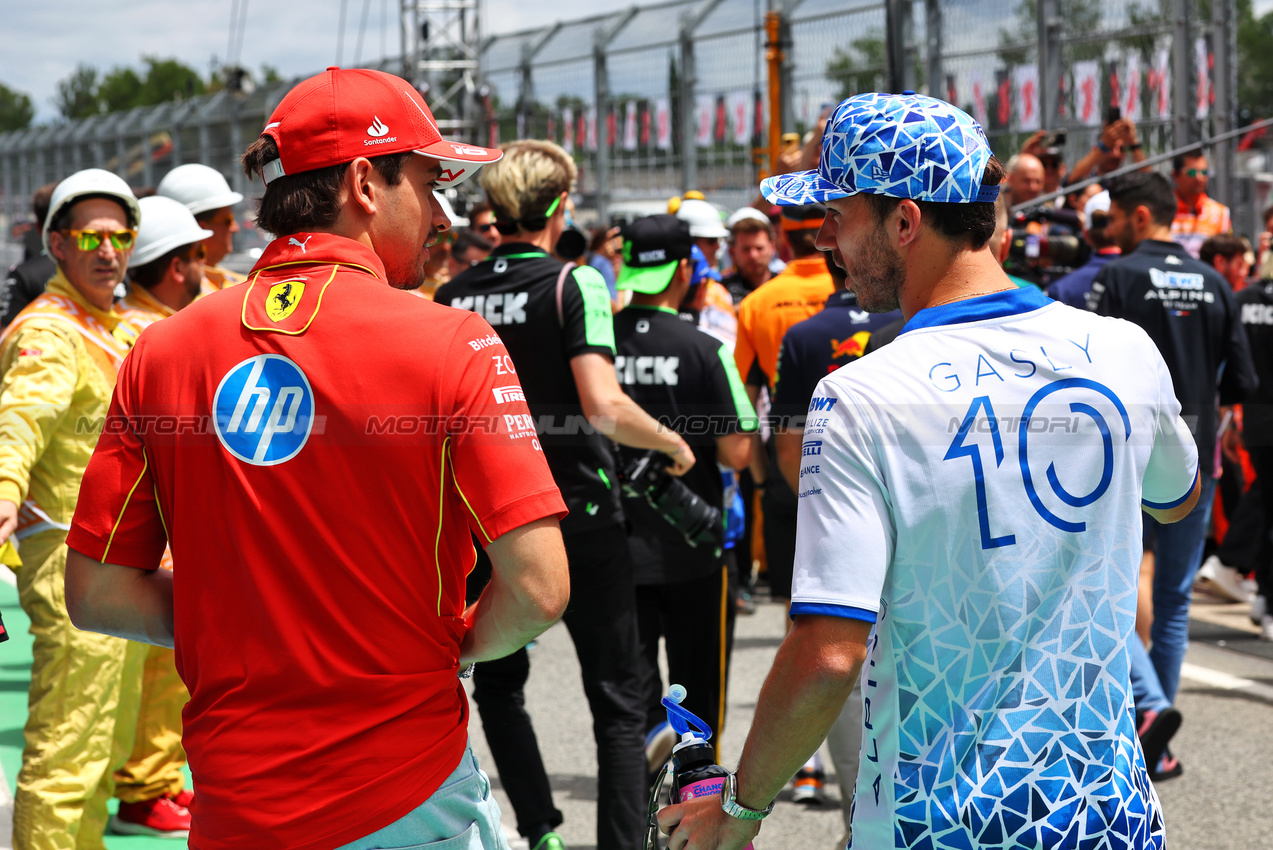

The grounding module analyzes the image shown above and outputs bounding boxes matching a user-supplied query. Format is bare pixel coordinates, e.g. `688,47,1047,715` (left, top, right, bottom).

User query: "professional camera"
1005,206,1087,284
621,451,722,549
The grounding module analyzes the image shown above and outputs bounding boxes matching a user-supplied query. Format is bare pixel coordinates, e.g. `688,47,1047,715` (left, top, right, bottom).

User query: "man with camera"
437,140,693,850
611,214,756,763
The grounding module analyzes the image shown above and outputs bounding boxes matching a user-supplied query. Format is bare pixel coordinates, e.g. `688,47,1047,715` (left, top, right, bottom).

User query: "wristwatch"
720,772,775,821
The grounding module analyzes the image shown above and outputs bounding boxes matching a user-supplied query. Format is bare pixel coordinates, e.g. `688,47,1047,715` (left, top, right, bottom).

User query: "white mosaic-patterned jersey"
792,286,1197,850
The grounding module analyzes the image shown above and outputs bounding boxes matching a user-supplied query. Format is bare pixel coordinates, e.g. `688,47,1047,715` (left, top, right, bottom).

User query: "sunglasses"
62,228,137,252
1184,168,1210,177
644,763,670,850
474,222,497,233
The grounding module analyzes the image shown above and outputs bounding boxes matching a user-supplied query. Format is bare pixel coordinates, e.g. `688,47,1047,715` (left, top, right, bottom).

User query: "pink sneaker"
110,795,192,838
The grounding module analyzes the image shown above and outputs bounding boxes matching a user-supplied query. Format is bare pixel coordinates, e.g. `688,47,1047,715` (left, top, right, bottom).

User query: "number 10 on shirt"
943,378,1131,550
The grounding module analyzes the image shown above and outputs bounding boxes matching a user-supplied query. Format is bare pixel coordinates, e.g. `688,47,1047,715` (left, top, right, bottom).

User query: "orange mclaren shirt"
68,233,566,849
734,255,835,389
1171,194,1231,259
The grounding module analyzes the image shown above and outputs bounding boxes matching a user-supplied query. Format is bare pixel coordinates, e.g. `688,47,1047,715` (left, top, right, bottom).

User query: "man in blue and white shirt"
658,92,1200,850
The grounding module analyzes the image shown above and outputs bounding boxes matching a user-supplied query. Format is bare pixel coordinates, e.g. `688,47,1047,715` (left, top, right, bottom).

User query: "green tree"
998,0,1105,64
1238,0,1273,118
55,64,100,119
0,82,34,132
138,56,205,104
826,34,888,100
260,64,283,84
98,66,144,112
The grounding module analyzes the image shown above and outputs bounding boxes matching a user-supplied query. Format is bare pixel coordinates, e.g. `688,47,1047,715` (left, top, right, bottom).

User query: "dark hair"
129,242,200,289
48,193,138,234
453,228,493,261
1106,172,1177,228
786,228,820,257
32,183,56,224
1199,234,1248,267
241,135,412,236
1172,148,1205,174
469,200,492,218
729,217,773,242
861,155,1006,250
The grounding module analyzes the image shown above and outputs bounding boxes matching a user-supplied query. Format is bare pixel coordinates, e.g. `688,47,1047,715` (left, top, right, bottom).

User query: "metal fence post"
885,0,915,94
925,0,942,99
1037,0,1061,128
1172,0,1193,147
594,9,638,226
1211,0,1236,209
681,0,727,194
517,23,562,141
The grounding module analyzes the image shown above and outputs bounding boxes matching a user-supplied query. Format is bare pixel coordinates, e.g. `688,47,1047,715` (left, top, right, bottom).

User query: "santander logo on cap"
367,116,390,137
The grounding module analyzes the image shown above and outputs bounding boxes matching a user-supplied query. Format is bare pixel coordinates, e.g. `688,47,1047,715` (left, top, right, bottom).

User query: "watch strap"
720,772,774,821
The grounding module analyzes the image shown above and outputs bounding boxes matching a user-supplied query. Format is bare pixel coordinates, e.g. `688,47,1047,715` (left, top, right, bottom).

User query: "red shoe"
109,795,192,838
171,788,195,809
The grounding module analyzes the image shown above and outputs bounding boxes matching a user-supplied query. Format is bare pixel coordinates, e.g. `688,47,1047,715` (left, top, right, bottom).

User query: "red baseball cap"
258,67,501,187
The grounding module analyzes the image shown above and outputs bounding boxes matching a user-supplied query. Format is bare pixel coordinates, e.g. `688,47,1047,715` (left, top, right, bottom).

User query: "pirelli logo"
802,440,823,457
492,385,526,403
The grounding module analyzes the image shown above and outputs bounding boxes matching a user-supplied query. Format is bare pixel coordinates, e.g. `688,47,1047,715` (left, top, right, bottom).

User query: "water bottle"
660,684,754,849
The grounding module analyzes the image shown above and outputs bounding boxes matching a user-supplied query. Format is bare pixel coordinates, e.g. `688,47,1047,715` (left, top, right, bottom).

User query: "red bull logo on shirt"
830,331,872,361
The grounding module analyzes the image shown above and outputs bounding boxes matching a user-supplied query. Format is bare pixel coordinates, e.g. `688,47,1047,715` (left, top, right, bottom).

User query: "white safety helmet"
129,196,214,268
675,198,729,239
1083,190,1111,225
726,206,771,230
43,168,141,255
157,164,245,216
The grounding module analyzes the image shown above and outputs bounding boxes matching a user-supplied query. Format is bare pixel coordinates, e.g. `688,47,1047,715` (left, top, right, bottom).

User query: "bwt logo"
802,440,823,457
492,385,526,403
809,396,838,413
213,354,315,466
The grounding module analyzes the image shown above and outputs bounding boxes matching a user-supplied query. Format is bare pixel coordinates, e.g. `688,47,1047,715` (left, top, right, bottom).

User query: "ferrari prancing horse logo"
267,279,306,322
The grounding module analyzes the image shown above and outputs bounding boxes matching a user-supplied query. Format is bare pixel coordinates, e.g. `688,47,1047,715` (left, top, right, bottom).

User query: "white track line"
1180,661,1273,703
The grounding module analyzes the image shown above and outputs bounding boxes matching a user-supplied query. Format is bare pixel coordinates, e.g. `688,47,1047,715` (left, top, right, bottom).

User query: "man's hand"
1021,129,1048,157
0,499,18,545
658,796,761,850
666,438,695,476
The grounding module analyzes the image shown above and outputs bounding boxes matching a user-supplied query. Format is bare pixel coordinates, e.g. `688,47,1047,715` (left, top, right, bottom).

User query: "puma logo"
288,236,313,253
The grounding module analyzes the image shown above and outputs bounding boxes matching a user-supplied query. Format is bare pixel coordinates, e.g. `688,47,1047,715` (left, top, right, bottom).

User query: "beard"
385,237,433,290
843,224,905,313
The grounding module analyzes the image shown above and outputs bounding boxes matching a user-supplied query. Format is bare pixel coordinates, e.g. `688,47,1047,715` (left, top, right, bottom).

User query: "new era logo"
368,116,389,137
492,385,526,403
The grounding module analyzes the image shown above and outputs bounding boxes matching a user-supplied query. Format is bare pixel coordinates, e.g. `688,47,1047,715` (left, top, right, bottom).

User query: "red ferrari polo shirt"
68,233,566,849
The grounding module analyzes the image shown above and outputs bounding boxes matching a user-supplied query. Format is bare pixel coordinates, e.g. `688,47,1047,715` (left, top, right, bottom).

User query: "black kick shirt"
613,306,757,585
1236,280,1273,441
436,243,622,535
1090,239,1256,469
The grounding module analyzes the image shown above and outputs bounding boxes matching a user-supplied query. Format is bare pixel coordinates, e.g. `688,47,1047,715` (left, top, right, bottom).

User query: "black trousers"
635,565,733,760
469,526,646,850
1247,447,1273,601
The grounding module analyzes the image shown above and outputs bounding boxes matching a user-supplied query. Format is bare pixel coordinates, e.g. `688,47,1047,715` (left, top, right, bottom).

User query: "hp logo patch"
213,355,315,466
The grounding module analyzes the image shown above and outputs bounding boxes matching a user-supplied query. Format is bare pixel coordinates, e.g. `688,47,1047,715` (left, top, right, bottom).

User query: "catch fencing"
0,0,1245,252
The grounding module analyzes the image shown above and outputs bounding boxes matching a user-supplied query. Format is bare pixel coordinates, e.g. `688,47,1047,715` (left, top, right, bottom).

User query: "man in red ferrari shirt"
61,67,570,850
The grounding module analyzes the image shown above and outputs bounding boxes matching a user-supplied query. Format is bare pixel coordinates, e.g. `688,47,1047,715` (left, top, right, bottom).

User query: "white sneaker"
1261,614,1273,642
1252,595,1267,626
1196,556,1254,603
645,722,677,773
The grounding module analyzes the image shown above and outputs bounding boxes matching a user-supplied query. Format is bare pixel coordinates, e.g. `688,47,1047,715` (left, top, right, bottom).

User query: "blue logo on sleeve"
213,355,315,466
802,440,823,457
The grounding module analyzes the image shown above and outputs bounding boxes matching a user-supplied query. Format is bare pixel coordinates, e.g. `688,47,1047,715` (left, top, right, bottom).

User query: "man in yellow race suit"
106,195,214,838
156,163,246,292
0,169,144,850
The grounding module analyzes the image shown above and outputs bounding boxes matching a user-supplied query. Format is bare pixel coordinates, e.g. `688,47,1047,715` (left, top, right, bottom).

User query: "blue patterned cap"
760,92,1000,206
